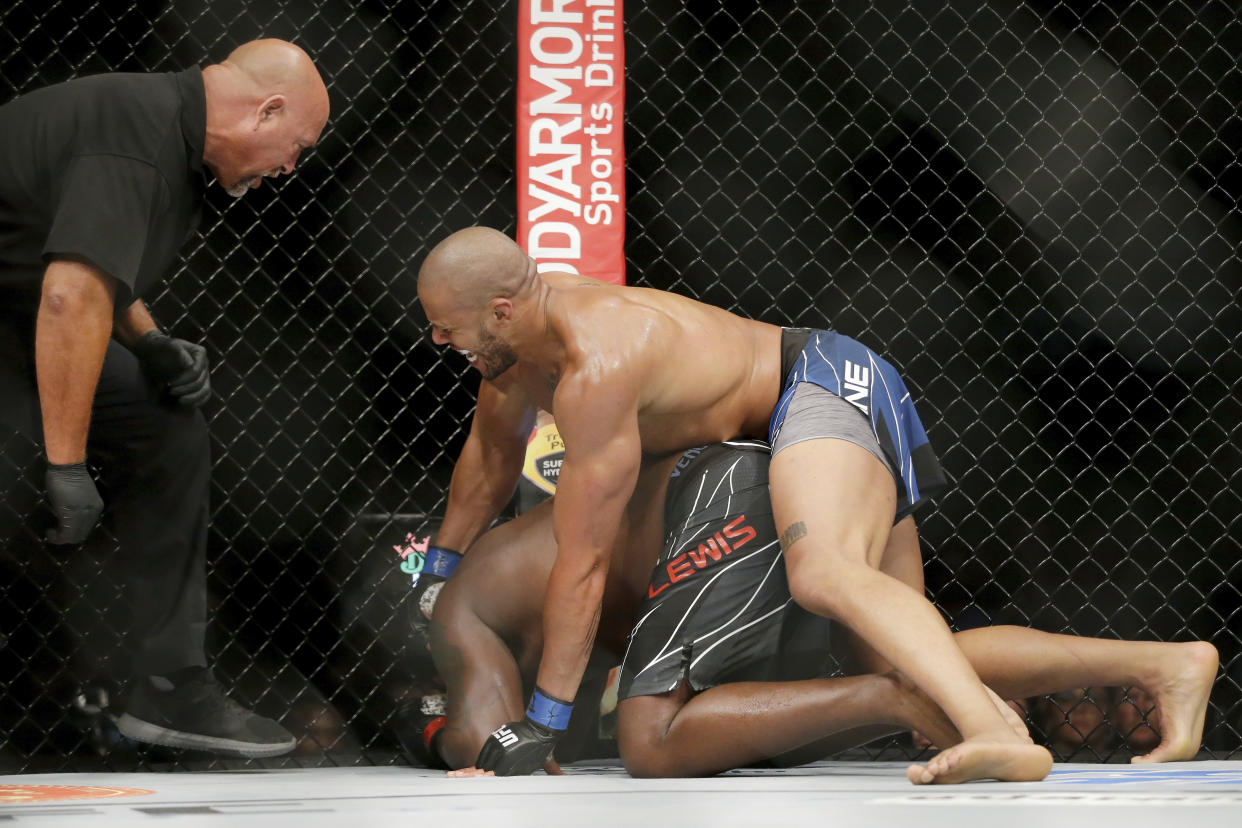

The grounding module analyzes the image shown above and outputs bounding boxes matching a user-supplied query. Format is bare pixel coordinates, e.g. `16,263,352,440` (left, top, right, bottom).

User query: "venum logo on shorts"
843,360,871,415
670,445,706,478
648,515,758,597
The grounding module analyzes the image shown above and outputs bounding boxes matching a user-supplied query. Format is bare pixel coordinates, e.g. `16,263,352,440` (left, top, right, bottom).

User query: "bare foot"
894,678,1029,752
984,685,1033,744
906,739,1052,785
889,672,961,751
1130,640,1218,764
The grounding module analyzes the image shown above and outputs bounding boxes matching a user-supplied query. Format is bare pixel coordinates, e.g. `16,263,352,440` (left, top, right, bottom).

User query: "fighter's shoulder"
543,272,628,307
545,278,670,333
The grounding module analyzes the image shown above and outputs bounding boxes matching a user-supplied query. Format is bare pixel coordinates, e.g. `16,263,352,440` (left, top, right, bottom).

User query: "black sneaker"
116,667,296,758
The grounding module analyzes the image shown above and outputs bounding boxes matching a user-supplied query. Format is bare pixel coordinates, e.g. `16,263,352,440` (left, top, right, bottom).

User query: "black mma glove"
393,692,450,770
45,461,104,544
475,687,571,776
132,330,211,408
410,546,461,643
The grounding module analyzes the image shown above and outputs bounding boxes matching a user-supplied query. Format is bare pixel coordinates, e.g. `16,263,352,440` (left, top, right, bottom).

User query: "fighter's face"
470,324,518,380
424,293,517,380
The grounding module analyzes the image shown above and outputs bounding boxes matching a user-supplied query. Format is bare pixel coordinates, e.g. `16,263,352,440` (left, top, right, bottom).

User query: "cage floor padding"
1,760,1241,827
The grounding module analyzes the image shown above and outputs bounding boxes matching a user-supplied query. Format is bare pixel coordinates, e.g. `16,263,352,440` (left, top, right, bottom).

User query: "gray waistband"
770,382,895,479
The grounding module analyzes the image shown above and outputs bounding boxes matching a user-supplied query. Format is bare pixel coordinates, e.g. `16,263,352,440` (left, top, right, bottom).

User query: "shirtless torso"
421,266,788,742
493,272,783,456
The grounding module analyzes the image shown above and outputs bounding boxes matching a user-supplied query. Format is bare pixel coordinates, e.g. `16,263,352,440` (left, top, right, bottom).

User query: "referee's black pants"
1,317,208,678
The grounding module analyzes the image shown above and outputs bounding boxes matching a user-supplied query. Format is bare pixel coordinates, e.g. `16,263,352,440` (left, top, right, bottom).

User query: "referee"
0,40,328,757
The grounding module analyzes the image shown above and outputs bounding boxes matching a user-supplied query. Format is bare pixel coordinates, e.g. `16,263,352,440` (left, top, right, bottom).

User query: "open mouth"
454,348,478,364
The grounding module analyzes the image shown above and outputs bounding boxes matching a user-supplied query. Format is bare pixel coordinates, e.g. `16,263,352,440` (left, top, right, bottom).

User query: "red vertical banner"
517,0,626,285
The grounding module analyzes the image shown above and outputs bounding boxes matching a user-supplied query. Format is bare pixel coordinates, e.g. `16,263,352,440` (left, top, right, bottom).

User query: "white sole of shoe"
116,713,297,758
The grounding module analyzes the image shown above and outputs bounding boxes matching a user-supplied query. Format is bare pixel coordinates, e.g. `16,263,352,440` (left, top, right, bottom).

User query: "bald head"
201,39,330,197
418,227,535,308
419,228,537,379
221,39,328,112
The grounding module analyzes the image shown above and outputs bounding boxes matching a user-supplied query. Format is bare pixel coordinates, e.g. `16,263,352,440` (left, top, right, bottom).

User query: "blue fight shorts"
768,329,949,521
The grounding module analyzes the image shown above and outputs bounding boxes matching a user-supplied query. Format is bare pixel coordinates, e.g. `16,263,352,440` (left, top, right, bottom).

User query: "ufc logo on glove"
492,725,519,748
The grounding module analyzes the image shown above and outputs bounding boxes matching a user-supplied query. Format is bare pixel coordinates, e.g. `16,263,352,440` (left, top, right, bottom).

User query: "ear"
255,95,286,128
489,297,514,324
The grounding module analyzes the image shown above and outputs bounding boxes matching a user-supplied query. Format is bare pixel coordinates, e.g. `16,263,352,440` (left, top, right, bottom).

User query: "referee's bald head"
201,39,330,198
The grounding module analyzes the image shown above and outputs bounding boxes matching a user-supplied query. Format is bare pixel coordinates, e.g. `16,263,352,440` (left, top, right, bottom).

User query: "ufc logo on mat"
492,725,519,748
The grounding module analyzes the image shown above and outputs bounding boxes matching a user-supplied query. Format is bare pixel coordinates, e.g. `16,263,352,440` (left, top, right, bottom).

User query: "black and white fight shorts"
616,440,835,701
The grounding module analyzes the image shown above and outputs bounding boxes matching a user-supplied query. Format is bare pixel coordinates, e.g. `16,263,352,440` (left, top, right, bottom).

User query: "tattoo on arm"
779,521,808,552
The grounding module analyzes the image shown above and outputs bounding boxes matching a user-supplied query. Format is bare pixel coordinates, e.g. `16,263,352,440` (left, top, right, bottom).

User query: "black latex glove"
132,331,211,407
45,461,104,544
475,718,562,776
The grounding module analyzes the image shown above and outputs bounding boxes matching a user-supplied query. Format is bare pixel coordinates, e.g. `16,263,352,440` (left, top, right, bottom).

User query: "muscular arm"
35,259,117,463
112,298,159,348
535,372,642,703
434,378,535,552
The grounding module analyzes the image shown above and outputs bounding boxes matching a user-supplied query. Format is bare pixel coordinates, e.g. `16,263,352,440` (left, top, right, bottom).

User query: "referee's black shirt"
0,68,207,319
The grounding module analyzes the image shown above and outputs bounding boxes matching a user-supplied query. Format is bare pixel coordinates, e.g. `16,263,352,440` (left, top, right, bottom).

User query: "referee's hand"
45,461,103,544
133,331,212,408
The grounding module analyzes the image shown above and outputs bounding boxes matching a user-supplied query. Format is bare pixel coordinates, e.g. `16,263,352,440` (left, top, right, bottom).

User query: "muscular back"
530,274,783,454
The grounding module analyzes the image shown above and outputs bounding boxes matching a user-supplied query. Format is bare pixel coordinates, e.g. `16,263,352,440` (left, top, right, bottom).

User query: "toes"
907,763,934,785
1132,745,1171,764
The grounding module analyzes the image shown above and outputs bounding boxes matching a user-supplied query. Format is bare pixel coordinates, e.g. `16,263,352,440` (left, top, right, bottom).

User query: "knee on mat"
616,706,679,778
620,742,679,778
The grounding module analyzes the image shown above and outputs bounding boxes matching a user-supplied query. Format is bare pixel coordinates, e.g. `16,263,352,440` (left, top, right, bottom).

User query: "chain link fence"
0,0,1239,770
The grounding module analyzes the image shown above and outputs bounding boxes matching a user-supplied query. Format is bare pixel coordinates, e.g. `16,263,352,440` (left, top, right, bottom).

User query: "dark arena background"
0,0,1240,775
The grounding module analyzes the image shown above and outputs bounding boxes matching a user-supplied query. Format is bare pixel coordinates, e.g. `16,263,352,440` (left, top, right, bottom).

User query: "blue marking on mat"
1047,768,1242,785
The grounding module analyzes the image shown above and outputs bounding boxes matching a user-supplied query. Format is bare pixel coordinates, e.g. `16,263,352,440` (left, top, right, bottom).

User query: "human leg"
86,340,209,675
855,510,1217,764
87,341,294,757
770,437,1051,783
834,516,922,676
846,516,1032,739
614,440,953,776
612,577,1219,778
953,626,1218,763
616,672,960,778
